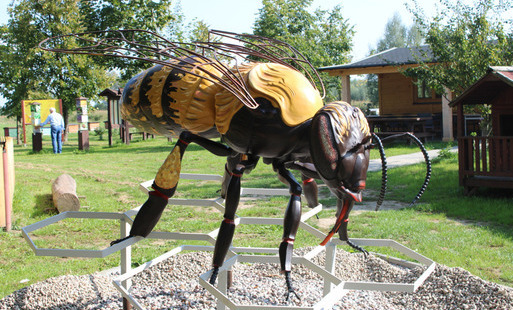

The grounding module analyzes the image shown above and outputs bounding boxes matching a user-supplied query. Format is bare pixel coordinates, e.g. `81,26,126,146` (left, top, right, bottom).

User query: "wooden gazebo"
319,46,456,141
99,88,123,146
99,88,155,145
450,66,513,194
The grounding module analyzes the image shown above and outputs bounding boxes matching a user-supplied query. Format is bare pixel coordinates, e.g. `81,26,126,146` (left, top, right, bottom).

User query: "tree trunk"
52,174,80,212
62,106,69,142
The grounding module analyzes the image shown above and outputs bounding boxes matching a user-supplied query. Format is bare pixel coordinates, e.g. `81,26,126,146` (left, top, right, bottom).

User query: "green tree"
0,0,114,127
407,0,513,96
350,78,369,102
80,0,174,32
252,0,354,102
367,12,424,104
79,0,176,81
407,22,424,47
376,12,408,52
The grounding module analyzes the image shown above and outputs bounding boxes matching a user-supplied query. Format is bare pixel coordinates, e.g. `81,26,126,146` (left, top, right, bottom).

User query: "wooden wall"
492,88,513,136
378,72,443,115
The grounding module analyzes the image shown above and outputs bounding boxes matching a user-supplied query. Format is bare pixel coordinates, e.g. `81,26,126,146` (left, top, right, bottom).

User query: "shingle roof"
450,66,513,107
318,45,435,71
98,88,123,98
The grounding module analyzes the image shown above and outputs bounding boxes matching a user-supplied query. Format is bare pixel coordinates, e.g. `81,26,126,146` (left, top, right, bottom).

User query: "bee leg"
301,174,320,209
221,154,243,199
210,163,245,284
111,131,235,245
275,162,302,301
221,154,260,198
111,137,190,245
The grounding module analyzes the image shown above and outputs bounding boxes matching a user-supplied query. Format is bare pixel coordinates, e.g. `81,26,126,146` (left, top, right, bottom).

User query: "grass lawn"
0,127,512,299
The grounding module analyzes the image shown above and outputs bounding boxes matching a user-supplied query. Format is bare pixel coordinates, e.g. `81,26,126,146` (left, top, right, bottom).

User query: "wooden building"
450,66,513,194
319,46,455,141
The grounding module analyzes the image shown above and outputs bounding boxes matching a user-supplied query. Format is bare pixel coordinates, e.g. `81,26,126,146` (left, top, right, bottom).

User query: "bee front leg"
337,199,368,258
301,174,320,209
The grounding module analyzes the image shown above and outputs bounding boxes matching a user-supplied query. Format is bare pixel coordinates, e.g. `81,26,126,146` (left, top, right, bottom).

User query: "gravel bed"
1,248,512,309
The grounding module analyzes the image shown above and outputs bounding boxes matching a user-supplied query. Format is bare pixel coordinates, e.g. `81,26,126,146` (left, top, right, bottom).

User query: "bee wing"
39,29,325,109
202,30,325,99
39,29,260,109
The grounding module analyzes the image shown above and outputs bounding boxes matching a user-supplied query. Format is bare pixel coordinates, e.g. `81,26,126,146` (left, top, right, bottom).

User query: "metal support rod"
217,269,228,310
324,244,336,296
121,216,132,310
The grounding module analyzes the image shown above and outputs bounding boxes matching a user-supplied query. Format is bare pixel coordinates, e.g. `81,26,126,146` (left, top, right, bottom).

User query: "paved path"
368,147,457,172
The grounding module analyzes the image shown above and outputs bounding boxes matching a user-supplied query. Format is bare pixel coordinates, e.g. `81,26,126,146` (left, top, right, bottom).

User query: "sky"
0,0,441,107
0,0,435,60
178,0,428,60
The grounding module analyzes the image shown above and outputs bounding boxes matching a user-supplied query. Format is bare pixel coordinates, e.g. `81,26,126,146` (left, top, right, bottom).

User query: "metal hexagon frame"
22,174,435,310
22,211,143,258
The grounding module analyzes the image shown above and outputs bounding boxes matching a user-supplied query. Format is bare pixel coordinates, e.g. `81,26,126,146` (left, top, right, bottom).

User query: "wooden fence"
458,136,513,191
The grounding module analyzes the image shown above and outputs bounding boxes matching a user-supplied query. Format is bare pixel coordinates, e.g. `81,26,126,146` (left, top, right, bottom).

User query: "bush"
94,127,106,140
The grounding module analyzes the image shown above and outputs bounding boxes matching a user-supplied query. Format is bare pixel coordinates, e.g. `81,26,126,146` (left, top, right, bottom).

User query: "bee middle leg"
274,161,302,301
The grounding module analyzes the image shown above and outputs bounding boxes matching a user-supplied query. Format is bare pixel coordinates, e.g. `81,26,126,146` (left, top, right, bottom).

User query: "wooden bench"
128,132,154,140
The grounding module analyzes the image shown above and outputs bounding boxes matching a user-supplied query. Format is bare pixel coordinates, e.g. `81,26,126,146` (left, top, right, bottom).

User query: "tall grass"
0,133,511,300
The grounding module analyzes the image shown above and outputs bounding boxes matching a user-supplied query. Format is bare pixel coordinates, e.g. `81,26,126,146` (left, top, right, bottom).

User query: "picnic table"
366,115,435,141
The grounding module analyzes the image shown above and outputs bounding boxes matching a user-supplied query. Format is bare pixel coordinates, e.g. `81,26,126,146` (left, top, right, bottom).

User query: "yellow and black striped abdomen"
121,57,224,137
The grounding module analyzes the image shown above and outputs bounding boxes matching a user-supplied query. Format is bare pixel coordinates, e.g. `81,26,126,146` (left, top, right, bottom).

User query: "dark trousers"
50,126,63,153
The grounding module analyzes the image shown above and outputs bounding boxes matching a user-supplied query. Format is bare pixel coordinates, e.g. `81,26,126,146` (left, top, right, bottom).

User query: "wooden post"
78,130,89,151
442,87,454,142
52,174,80,213
107,98,113,147
1,137,14,231
124,120,130,145
21,100,27,146
32,133,42,152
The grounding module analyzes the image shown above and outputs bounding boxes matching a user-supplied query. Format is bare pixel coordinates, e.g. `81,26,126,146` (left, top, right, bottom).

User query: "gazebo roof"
98,88,123,98
318,45,435,75
450,67,513,107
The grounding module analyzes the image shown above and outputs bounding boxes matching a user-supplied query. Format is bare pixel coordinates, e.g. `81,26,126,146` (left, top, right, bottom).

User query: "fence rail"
458,136,513,190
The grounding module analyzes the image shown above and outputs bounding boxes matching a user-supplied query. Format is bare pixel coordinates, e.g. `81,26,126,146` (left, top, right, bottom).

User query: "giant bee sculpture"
40,30,431,299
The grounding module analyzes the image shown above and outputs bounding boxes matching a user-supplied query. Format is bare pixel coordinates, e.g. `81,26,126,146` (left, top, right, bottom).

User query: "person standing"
40,107,65,154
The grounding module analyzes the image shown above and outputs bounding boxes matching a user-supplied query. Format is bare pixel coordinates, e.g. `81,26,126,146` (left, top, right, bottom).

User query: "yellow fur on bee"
247,63,323,126
168,62,222,133
214,63,255,134
129,69,149,107
321,101,370,145
155,145,181,189
147,65,174,118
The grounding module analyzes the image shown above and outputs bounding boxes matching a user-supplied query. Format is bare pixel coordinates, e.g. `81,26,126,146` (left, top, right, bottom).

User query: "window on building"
415,79,442,102
417,80,430,98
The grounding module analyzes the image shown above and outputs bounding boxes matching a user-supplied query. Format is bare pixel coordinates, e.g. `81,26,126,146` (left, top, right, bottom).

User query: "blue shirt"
41,112,65,128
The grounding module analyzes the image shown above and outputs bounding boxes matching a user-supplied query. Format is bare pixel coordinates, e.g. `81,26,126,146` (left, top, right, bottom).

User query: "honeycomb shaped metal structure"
22,211,143,258
23,174,435,310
